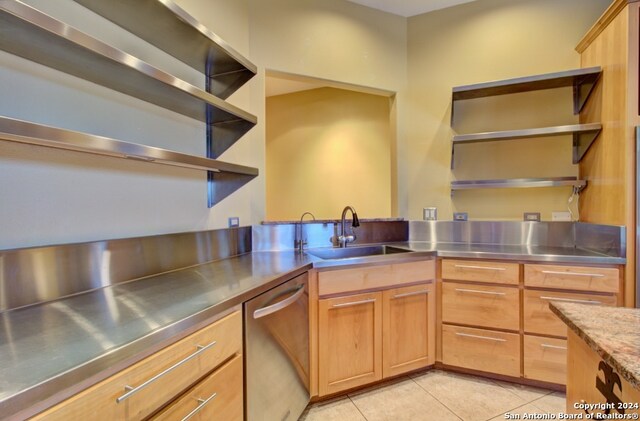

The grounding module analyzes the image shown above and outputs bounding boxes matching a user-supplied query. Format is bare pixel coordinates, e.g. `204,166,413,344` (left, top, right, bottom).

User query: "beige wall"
266,88,392,220
406,0,611,221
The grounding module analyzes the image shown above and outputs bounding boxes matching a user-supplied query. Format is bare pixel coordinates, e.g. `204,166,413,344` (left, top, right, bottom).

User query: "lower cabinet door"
151,354,243,421
523,335,567,385
318,291,382,396
442,324,520,377
382,283,435,377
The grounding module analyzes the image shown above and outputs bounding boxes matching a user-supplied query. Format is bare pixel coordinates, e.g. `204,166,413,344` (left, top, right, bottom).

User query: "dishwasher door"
244,272,309,421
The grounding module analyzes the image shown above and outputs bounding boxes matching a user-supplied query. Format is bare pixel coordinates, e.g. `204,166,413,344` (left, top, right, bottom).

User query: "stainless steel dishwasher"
244,272,310,421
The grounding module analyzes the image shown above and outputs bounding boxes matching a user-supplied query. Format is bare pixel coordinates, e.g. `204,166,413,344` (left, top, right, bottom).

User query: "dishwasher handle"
253,285,306,319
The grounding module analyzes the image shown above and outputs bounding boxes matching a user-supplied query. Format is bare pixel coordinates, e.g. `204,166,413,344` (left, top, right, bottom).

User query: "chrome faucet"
295,211,316,253
335,206,360,248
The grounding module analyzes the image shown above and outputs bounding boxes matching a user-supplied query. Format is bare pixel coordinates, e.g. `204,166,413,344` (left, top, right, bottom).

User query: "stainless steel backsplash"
0,227,251,313
408,221,625,257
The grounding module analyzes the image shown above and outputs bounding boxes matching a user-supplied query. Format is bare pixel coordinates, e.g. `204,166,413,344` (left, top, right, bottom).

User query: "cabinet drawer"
33,311,242,421
524,264,619,293
523,289,617,337
442,281,519,330
442,325,520,377
152,354,243,421
523,335,567,385
441,259,519,285
318,260,435,297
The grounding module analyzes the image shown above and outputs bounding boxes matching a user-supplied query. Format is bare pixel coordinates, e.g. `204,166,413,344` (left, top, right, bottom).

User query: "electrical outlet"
228,217,239,227
524,212,541,222
453,212,468,221
552,212,571,222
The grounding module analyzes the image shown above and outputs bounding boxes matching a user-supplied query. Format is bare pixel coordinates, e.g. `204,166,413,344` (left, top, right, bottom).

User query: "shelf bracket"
450,143,456,169
207,170,257,207
572,127,602,163
573,72,601,114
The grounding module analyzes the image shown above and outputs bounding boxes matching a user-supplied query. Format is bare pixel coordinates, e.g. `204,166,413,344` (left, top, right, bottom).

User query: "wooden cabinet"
442,324,520,377
440,258,622,387
382,283,436,378
566,330,640,417
32,311,243,421
318,291,383,396
442,281,519,330
523,335,567,384
313,260,436,397
523,289,617,337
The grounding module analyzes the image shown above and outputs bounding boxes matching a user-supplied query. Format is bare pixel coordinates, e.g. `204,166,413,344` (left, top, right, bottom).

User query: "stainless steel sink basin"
306,245,411,260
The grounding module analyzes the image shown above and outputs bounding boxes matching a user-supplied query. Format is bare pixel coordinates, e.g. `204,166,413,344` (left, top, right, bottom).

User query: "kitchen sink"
306,245,411,260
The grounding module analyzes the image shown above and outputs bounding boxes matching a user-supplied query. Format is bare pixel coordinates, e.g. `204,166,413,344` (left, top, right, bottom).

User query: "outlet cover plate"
524,212,541,222
552,212,571,222
228,217,240,227
453,212,468,221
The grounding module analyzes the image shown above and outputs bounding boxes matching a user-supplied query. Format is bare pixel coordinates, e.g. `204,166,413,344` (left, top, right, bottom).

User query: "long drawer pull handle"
539,296,602,305
332,298,376,308
393,290,430,299
540,270,604,278
455,288,506,296
455,264,506,271
181,393,218,421
116,341,217,403
455,332,507,342
540,344,567,350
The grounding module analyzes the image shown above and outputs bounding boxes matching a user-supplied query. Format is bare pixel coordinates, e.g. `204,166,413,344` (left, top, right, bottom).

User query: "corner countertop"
550,302,640,390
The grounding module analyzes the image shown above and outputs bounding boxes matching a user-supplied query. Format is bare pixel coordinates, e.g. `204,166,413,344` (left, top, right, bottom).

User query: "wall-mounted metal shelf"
451,123,602,168
0,116,258,206
72,0,257,100
451,67,602,123
451,177,587,192
0,0,256,145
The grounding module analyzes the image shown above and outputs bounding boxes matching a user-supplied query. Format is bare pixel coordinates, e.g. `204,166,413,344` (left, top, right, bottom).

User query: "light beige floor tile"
349,378,461,421
488,403,549,421
299,397,366,421
492,380,553,401
412,370,528,421
531,392,567,414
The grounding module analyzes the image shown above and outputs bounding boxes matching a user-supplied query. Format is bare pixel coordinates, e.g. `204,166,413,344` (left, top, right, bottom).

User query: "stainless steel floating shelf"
0,0,257,135
72,0,256,100
0,117,258,206
451,67,602,123
451,177,587,191
451,123,602,168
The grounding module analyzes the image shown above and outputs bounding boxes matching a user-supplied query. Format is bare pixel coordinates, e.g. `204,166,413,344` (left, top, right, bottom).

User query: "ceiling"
345,0,478,17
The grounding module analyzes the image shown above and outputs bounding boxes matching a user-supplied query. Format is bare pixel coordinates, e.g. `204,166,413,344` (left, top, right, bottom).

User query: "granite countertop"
550,302,640,389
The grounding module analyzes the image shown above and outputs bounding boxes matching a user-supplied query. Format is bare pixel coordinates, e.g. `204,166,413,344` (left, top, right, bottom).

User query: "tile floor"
299,370,566,421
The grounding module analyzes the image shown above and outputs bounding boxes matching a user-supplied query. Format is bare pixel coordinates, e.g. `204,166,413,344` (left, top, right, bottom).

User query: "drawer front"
441,259,519,285
524,264,619,293
523,335,567,385
318,260,435,297
523,289,617,337
442,281,519,330
152,354,243,421
33,311,242,421
442,325,520,377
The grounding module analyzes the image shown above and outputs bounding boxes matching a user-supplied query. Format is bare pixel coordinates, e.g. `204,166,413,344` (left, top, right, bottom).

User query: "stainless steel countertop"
0,242,624,419
0,251,313,420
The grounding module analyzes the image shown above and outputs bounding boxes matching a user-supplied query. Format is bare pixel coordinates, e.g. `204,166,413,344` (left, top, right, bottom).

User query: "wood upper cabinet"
382,283,435,378
318,291,383,396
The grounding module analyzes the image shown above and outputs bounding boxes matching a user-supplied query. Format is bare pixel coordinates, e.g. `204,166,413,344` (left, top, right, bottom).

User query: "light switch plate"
552,212,571,221
423,207,437,221
228,217,240,227
453,212,468,221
